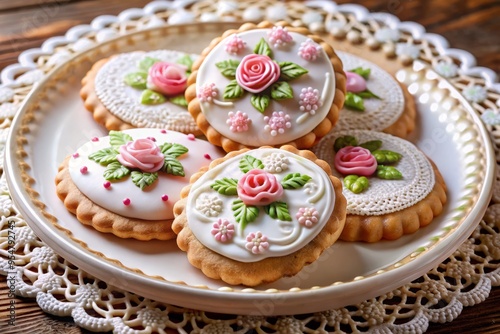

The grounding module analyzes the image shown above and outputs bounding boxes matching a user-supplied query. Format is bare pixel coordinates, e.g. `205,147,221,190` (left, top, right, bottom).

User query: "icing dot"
72,152,79,158
197,82,218,102
160,129,167,134
225,34,246,55
80,166,88,174
187,134,195,141
298,38,321,61
147,136,157,142
103,181,111,189
123,198,131,206
161,194,169,201
263,111,291,136
204,154,212,160
268,26,293,48
91,137,99,142
227,110,251,132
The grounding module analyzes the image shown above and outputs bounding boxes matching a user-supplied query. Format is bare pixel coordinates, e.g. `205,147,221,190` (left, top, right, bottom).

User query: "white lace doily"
94,50,199,132
1,1,500,333
335,51,405,132
314,130,435,215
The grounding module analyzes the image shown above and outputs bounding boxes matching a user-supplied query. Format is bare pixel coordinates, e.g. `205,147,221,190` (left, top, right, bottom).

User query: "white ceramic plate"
5,22,495,315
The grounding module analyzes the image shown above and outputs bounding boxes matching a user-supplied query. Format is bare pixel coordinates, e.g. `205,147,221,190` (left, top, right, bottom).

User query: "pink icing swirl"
334,146,377,176
235,54,280,94
346,71,367,93
237,169,284,206
147,61,187,96
117,138,165,173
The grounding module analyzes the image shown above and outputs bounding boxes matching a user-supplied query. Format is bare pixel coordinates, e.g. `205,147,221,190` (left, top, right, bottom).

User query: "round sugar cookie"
55,129,224,240
80,50,201,135
186,21,346,152
313,130,447,242
172,146,347,286
335,51,416,138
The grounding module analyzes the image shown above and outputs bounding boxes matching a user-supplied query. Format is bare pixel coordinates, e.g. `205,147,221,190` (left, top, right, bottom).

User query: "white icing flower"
434,61,459,78
462,84,487,103
137,308,169,327
263,152,290,173
396,43,420,59
481,109,500,125
33,272,62,292
15,226,38,245
196,194,223,217
374,27,401,43
75,283,100,308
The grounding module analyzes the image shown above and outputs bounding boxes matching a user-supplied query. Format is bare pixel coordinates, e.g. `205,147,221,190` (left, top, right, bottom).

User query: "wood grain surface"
0,0,499,333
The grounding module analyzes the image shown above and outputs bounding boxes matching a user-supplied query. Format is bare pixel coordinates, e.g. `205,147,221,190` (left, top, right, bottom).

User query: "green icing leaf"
123,72,147,89
223,80,244,99
169,95,188,107
211,178,238,196
131,171,158,190
250,94,270,113
239,155,264,173
343,175,369,194
349,67,371,80
215,59,240,78
281,173,312,189
278,61,308,81
176,54,194,73
103,161,130,180
161,155,185,176
232,199,259,232
138,57,160,72
333,135,358,152
159,142,188,158
376,165,403,180
344,92,365,111
372,150,403,164
264,201,292,221
270,81,293,100
357,89,381,99
359,140,382,152
140,89,167,105
88,147,119,165
109,131,133,150
253,38,272,57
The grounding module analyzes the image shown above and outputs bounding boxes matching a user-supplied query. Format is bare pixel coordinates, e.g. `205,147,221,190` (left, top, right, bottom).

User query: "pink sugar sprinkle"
91,137,99,142
123,198,131,206
72,152,79,158
160,129,167,134
103,181,111,189
187,134,195,141
204,153,211,160
161,194,169,201
80,166,88,174
147,136,157,142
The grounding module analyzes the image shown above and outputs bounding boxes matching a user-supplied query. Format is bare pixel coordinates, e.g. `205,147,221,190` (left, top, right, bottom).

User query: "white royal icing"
94,50,199,132
313,130,435,216
186,148,335,262
68,129,224,221
196,29,336,147
335,51,405,132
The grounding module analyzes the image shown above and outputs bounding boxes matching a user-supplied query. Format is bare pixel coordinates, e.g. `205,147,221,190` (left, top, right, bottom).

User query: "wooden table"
0,1,499,333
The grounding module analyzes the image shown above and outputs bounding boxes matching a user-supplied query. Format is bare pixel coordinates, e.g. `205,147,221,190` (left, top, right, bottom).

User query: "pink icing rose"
147,61,187,96
334,146,377,176
117,138,165,173
235,54,280,94
237,169,284,206
346,71,367,93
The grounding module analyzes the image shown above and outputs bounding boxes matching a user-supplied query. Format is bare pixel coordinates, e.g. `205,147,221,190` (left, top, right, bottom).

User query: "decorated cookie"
313,130,447,242
81,50,201,135
335,51,416,138
55,129,224,240
172,146,346,286
186,21,346,152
